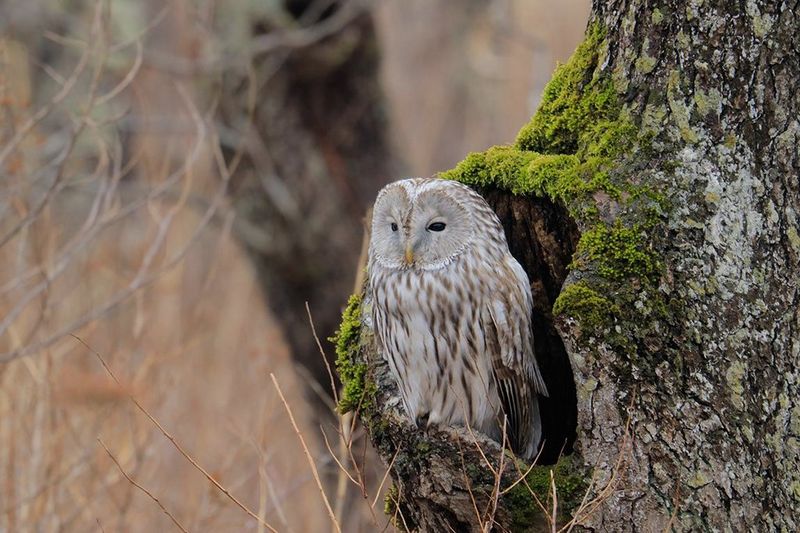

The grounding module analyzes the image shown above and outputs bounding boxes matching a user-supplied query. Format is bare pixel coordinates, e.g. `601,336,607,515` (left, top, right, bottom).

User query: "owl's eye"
427,222,446,232
391,223,398,232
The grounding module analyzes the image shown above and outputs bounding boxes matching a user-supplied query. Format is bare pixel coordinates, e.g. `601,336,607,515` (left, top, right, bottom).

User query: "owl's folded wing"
487,256,548,394
484,255,549,454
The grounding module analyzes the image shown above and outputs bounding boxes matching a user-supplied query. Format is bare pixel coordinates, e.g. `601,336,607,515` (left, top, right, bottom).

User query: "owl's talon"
415,412,430,429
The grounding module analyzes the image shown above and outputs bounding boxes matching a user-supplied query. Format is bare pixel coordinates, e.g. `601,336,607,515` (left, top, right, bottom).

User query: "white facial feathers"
369,178,489,270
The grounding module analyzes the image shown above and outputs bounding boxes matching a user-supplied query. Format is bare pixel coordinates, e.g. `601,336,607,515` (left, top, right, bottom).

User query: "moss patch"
514,24,618,156
441,24,638,219
552,282,617,331
332,293,374,413
384,483,400,518
577,221,660,280
503,456,589,531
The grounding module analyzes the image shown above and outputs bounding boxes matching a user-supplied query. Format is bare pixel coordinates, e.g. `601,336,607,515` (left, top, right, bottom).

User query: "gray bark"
575,1,800,530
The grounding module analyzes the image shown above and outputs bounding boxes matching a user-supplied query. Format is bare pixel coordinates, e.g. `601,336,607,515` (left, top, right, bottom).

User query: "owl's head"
370,178,492,271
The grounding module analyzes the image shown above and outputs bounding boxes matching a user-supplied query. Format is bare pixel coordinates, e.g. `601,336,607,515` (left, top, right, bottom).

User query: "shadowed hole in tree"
284,0,340,23
476,187,580,465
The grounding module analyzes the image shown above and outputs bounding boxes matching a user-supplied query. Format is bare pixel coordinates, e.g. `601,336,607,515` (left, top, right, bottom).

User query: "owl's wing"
484,255,548,453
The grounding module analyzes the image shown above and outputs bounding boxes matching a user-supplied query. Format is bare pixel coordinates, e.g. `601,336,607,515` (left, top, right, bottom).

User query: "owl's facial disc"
370,181,475,270
404,191,473,269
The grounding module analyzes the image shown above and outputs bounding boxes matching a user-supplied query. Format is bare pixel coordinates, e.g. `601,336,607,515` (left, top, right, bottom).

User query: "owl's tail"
523,396,544,461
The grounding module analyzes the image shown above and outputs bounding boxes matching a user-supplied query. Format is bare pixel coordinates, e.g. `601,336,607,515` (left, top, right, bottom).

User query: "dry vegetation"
0,0,588,530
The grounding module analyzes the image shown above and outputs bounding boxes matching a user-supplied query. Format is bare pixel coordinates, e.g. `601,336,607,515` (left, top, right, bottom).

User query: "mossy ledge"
503,455,589,530
439,23,669,347
332,293,374,413
381,424,591,530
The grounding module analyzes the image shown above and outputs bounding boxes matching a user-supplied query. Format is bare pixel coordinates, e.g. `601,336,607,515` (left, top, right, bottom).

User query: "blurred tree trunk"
343,0,800,531
222,1,395,397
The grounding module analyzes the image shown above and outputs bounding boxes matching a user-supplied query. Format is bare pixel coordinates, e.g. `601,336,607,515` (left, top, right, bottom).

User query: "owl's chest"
373,264,482,326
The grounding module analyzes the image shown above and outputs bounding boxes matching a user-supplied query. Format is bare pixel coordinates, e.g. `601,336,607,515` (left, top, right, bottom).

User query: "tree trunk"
221,1,395,395
568,1,799,529
338,0,800,531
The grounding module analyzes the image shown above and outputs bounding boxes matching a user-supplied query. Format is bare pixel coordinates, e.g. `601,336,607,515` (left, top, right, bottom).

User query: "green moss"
332,294,374,413
414,440,432,456
504,482,540,531
440,22,644,222
440,145,540,192
457,455,589,531
553,282,617,331
577,222,659,280
526,154,582,202
515,24,618,156
384,483,400,517
440,21,671,346
504,456,589,531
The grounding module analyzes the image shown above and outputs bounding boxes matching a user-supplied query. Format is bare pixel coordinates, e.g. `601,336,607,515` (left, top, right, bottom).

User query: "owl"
367,177,548,460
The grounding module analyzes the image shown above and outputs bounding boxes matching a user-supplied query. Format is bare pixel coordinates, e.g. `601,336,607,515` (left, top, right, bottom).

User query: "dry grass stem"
371,447,401,509
72,335,278,533
305,302,339,407
270,373,341,533
97,439,189,533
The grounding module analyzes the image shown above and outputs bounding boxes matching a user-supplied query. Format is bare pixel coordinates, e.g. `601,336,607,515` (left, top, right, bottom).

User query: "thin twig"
0,2,98,167
371,447,401,509
561,393,637,531
389,482,410,533
270,373,341,533
97,439,189,533
71,336,278,533
484,417,508,531
96,39,143,106
454,434,486,531
0,83,214,363
500,442,546,495
550,470,558,533
319,426,360,487
305,302,338,407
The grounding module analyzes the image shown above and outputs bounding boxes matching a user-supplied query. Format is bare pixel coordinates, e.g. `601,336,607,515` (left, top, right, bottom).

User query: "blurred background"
0,0,588,530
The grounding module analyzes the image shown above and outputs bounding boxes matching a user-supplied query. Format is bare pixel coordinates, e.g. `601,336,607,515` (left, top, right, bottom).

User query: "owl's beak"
404,242,414,265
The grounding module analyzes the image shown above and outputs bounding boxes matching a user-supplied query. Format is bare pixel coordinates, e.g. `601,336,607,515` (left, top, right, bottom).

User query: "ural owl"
368,177,548,459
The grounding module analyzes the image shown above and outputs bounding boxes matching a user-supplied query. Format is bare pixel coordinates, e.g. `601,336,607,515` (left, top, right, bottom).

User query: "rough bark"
574,1,800,530
340,0,799,531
